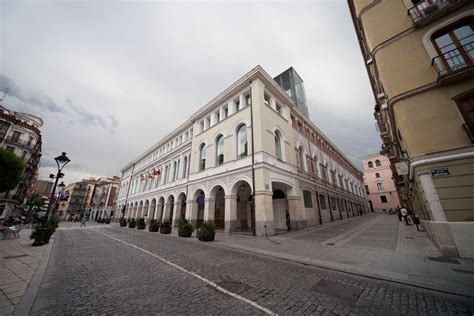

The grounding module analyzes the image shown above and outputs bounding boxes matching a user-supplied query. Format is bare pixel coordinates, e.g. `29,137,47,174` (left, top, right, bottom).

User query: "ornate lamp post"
46,152,70,219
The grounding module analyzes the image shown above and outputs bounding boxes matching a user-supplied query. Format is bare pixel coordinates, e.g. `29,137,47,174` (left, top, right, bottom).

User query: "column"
204,198,215,221
419,174,446,221
173,201,182,227
156,203,164,221
239,94,245,110
224,195,237,233
186,199,198,227
287,196,307,230
254,191,274,237
228,101,235,116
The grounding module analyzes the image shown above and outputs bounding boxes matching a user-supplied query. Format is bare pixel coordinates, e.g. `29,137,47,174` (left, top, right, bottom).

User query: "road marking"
93,229,277,316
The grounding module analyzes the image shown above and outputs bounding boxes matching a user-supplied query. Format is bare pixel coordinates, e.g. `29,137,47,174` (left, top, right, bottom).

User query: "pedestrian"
397,207,402,222
400,207,409,225
413,215,421,231
80,216,86,227
285,210,291,231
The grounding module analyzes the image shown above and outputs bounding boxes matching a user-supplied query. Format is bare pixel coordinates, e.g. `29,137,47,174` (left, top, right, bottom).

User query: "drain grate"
214,281,248,294
310,279,362,303
403,236,415,239
428,256,460,264
3,254,28,259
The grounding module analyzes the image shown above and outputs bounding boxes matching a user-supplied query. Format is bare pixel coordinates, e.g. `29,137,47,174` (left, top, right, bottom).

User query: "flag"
154,169,161,176
140,174,145,181
148,170,154,178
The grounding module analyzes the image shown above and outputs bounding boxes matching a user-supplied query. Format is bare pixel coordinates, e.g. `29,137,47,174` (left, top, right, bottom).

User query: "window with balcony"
455,92,474,140
408,0,459,25
377,182,384,191
431,18,473,76
215,135,224,166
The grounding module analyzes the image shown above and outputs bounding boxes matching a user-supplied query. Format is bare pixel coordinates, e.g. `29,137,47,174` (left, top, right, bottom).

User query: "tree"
27,193,45,208
0,148,25,193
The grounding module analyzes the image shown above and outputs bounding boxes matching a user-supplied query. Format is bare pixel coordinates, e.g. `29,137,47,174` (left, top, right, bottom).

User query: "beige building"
0,105,43,218
116,66,368,237
348,0,473,257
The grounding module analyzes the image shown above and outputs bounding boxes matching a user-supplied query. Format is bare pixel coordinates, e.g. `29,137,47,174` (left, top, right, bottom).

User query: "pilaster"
254,191,274,237
224,195,237,233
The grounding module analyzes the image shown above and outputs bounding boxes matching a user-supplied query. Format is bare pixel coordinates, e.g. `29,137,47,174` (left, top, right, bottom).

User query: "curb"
13,236,55,316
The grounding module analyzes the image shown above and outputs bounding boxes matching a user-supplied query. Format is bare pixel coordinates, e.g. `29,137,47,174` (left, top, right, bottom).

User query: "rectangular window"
223,106,228,118
200,121,204,132
318,194,327,209
456,93,474,140
275,103,282,114
264,93,270,106
377,182,384,190
303,190,313,208
245,94,251,106
235,98,240,110
380,195,388,203
331,171,336,184
206,116,211,127
215,111,220,123
12,131,21,142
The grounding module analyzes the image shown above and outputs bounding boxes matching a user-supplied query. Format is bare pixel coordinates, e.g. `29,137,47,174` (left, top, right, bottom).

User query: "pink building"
360,153,401,212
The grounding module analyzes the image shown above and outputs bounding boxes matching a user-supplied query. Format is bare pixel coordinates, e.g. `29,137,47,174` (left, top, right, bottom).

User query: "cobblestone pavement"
30,226,474,315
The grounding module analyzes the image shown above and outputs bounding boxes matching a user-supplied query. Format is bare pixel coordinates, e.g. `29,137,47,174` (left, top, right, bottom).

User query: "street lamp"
46,152,70,219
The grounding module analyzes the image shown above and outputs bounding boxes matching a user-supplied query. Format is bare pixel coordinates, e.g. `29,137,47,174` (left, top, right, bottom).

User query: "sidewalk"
0,228,52,315
166,214,474,297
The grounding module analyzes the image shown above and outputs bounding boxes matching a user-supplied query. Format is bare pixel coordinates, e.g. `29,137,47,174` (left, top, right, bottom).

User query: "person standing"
285,210,291,231
80,216,86,227
400,207,409,225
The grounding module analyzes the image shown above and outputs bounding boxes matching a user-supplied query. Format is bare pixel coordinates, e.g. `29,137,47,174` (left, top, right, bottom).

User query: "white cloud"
1,1,380,183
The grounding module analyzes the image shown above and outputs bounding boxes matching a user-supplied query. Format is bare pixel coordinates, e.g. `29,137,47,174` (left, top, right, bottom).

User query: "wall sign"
431,167,449,177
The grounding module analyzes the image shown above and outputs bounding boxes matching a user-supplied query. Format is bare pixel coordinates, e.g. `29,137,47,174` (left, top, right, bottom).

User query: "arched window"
215,135,224,166
375,172,380,178
182,156,188,178
172,161,177,181
236,125,248,158
375,159,381,167
431,18,473,75
176,159,180,180
368,161,374,168
298,146,305,170
275,131,282,160
199,143,206,171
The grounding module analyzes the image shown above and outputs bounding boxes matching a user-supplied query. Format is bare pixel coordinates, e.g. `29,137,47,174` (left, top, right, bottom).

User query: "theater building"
115,66,368,236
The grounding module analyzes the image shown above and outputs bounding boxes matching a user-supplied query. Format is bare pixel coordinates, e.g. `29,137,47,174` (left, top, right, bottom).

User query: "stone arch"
157,196,165,221
271,181,292,231
193,189,206,226
209,184,226,230
230,177,252,196
143,200,150,219
166,194,175,223
149,198,157,220
174,192,187,226
230,180,252,232
138,201,144,219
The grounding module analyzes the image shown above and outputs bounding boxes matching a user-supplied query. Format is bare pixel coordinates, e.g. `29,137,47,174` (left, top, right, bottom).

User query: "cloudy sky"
0,0,380,184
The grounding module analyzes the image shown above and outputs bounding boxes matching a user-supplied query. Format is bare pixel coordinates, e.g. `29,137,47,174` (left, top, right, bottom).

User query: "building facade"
361,153,401,212
116,66,368,237
89,176,120,220
60,178,98,219
348,0,473,257
0,105,43,218
31,180,54,200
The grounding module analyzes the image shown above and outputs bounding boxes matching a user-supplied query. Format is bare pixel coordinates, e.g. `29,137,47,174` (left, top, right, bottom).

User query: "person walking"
80,216,86,227
397,207,402,222
285,210,291,231
400,207,409,225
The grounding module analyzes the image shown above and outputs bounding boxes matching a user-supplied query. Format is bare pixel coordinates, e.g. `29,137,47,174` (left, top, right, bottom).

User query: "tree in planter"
119,218,127,227
178,219,194,237
31,217,60,246
105,218,111,224
0,148,25,194
137,218,146,230
128,218,137,228
148,219,160,232
160,220,172,234
198,220,215,242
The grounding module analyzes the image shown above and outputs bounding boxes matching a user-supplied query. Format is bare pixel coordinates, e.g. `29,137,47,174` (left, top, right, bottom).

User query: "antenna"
0,88,9,102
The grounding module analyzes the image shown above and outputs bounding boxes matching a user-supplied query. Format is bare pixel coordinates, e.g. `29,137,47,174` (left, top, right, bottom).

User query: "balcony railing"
432,39,473,77
4,135,38,149
408,0,457,24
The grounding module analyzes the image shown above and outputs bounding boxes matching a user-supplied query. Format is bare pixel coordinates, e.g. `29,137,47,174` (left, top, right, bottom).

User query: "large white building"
116,66,369,236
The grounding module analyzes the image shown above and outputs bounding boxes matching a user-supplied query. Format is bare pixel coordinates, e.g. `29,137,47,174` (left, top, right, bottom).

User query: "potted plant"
178,219,194,237
31,217,60,246
198,220,215,242
119,218,127,227
137,218,146,230
148,219,160,232
105,218,111,224
160,220,172,234
128,218,137,228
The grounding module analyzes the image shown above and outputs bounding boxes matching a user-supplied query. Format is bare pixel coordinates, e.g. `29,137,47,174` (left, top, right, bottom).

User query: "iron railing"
408,0,456,24
432,39,473,77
